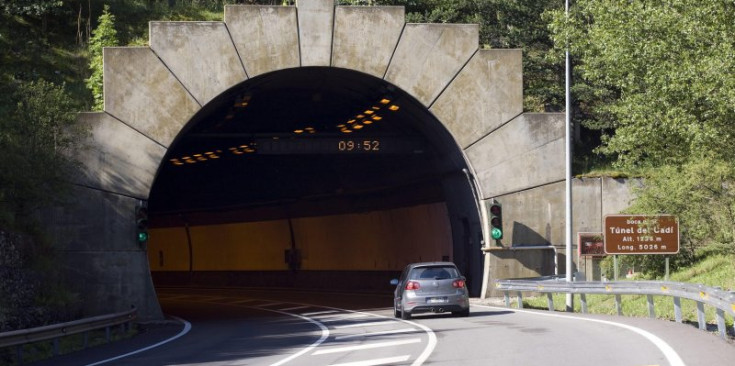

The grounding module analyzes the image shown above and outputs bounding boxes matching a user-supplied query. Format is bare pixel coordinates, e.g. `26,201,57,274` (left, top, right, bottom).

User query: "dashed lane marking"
329,355,411,366
279,305,311,311
302,310,340,316
334,320,396,329
334,328,417,340
312,338,422,355
319,313,371,322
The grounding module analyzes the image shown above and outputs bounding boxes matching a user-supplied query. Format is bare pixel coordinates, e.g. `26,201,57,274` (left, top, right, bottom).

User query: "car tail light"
452,279,466,288
405,281,420,290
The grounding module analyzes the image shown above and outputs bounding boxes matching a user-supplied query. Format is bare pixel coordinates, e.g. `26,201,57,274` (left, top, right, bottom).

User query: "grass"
521,254,735,333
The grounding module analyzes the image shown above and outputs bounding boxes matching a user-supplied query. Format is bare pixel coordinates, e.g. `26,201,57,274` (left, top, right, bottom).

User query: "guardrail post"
615,295,622,316
504,291,510,307
16,345,23,365
696,302,706,330
673,297,682,323
83,331,89,348
580,293,587,314
716,308,726,339
53,337,59,356
516,292,523,309
106,326,111,343
546,293,554,311
646,295,655,319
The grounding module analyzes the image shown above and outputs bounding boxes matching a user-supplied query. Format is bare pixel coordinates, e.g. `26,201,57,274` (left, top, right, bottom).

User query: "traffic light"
135,202,149,245
489,201,503,240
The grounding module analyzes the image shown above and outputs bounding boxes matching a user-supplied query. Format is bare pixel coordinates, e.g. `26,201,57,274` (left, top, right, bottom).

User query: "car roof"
405,261,457,270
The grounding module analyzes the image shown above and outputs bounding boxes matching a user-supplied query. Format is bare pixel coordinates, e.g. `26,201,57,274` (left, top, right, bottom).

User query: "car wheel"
454,308,470,317
401,310,411,320
394,305,401,318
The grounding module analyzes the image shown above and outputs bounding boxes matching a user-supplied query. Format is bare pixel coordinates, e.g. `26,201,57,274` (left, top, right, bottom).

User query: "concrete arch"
60,0,564,319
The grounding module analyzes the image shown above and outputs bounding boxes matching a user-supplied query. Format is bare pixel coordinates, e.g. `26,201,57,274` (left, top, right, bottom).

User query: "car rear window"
409,266,459,280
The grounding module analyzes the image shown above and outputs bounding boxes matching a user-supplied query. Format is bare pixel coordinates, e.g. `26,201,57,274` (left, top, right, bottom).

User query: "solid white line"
280,305,310,311
258,302,284,307
320,314,370,322
312,338,421,355
329,355,411,366
302,310,339,316
335,328,416,340
265,310,330,366
83,316,192,366
475,304,686,366
334,320,396,329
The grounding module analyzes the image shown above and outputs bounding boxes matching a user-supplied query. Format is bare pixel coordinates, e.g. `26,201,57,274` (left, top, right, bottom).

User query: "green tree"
615,156,735,276
548,0,735,168
0,79,82,229
86,4,119,111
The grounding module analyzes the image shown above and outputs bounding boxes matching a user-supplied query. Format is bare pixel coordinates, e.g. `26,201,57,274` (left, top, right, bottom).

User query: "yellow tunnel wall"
148,202,452,272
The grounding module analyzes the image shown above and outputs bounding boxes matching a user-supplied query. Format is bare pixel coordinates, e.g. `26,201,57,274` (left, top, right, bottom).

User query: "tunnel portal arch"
65,0,565,319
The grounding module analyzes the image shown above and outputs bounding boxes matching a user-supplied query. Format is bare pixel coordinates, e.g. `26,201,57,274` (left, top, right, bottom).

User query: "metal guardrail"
495,278,735,339
0,307,137,364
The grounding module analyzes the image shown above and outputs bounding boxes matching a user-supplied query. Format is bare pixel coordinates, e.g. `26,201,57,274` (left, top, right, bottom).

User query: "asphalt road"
32,288,735,366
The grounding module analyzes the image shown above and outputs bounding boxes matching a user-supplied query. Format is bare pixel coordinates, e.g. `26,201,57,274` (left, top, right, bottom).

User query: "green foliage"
0,79,83,229
610,157,735,276
547,0,735,169
86,5,119,111
0,0,63,17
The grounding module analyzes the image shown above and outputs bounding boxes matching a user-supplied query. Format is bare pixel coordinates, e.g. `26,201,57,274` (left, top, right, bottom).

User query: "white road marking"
335,328,417,340
280,305,311,311
302,310,339,316
475,304,686,366
258,302,284,307
319,313,370,322
83,316,192,366
312,338,422,355
334,320,396,329
263,309,330,366
329,355,412,366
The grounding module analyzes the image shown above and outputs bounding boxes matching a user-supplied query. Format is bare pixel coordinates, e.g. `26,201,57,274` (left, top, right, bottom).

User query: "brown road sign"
604,215,679,255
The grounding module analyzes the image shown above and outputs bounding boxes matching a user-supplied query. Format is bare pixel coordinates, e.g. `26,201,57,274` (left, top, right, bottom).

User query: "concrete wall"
480,177,640,297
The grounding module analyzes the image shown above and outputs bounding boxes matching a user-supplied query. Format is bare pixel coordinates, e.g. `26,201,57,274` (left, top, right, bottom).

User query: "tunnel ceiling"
149,67,466,225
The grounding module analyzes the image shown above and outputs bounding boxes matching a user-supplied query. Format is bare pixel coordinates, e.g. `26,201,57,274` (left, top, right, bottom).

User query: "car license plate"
427,297,448,304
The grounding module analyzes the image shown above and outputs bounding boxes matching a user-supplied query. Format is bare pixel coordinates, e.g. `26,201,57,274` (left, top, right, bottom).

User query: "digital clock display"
255,137,424,155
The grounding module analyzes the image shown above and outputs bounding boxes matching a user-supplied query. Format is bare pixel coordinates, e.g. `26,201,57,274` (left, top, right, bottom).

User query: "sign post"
604,215,679,255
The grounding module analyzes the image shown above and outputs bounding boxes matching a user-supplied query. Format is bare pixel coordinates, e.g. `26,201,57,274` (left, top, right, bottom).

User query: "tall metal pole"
565,0,574,311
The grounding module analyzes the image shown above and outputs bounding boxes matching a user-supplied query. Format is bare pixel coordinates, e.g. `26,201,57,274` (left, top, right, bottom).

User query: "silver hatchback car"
390,262,470,320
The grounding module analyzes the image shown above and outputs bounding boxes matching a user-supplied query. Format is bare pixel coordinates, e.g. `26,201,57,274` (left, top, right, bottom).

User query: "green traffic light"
138,232,148,242
491,228,503,240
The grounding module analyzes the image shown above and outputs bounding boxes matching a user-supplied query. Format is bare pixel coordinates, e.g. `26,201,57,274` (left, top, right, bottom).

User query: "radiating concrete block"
103,47,200,148
74,113,166,199
431,50,523,148
466,113,565,198
225,5,300,77
297,0,334,66
150,22,247,105
385,24,478,106
333,6,404,78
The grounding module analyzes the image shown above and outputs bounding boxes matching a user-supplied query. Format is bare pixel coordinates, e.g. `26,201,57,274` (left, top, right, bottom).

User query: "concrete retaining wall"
481,177,639,297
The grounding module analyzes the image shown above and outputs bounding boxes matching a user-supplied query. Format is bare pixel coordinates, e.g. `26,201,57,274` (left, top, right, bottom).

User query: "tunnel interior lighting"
389,105,399,111
353,124,363,129
380,98,391,104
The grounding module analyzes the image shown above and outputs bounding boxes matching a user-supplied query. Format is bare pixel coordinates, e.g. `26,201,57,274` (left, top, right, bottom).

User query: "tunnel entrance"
147,67,484,295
